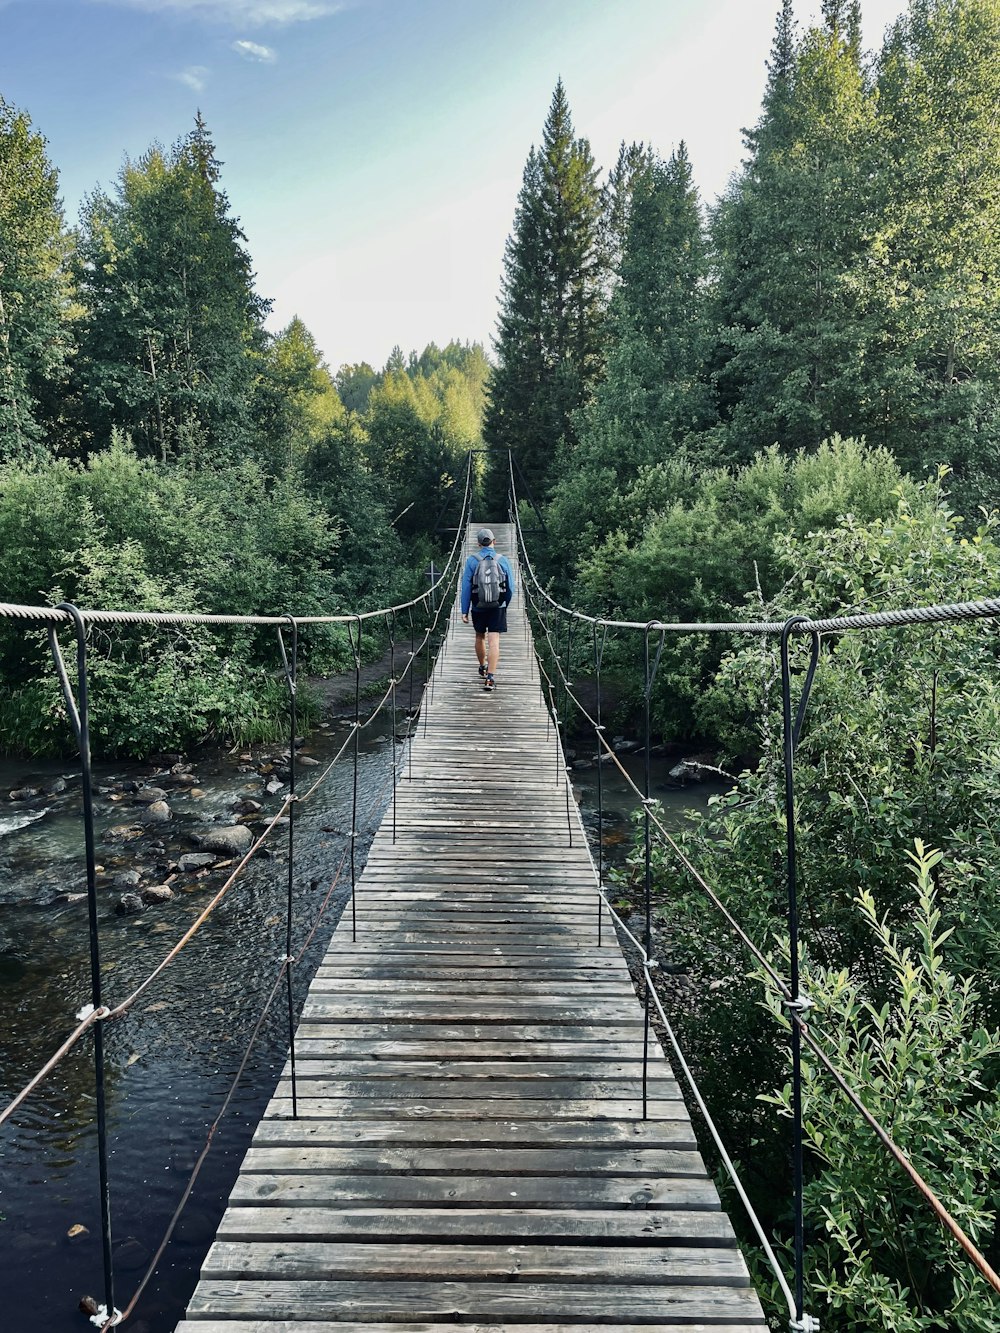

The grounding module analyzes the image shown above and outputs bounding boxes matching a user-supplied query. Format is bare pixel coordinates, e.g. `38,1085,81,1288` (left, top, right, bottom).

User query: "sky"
1,0,909,374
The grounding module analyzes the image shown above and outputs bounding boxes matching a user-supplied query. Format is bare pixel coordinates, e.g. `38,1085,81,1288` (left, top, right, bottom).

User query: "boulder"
104,824,141,843
9,787,41,802
115,893,144,916
132,786,168,805
265,778,284,795
193,825,253,856
45,776,68,796
141,885,174,905
112,870,141,889
232,798,262,816
177,852,216,873
140,801,172,826
298,755,321,767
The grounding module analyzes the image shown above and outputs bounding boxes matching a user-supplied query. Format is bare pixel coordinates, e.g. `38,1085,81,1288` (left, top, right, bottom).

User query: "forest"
2,0,1000,1327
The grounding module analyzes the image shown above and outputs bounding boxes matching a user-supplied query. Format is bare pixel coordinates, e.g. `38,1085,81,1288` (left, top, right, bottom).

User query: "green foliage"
862,0,1000,506
485,80,605,498
252,316,346,472
74,115,268,461
0,96,74,460
0,438,345,755
573,437,909,735
760,845,1000,1331
548,144,715,555
712,14,876,458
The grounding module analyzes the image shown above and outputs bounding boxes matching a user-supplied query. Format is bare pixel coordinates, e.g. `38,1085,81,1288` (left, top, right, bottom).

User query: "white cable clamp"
90,1306,123,1328
76,1004,110,1023
790,1315,820,1333
645,959,659,972
783,994,814,1015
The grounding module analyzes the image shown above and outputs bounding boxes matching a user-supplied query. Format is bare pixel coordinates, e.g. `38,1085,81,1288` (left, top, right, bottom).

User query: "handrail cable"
100,599,442,1327
509,458,1000,1310
518,569,797,1323
0,466,471,1133
0,454,474,631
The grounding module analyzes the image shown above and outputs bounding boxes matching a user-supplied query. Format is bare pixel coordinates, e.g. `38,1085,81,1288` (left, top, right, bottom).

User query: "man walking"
461,528,515,693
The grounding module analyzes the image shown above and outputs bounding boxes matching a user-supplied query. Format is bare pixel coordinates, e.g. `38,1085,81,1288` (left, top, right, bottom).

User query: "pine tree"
863,0,1000,502
712,6,875,457
548,145,713,552
0,97,72,460
74,117,268,460
484,80,605,498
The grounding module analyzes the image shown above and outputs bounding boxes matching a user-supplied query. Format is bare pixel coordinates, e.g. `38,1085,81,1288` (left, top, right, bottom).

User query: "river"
0,719,726,1333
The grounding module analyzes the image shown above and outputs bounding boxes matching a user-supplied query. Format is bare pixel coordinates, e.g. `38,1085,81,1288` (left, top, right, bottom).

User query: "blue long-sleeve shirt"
461,549,515,616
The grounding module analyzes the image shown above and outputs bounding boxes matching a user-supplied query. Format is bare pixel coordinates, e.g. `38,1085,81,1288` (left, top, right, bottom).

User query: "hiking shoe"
478,663,487,677
484,674,495,692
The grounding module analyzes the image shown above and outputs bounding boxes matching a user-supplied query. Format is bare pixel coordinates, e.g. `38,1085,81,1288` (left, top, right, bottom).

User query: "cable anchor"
783,993,814,1015
790,1315,820,1333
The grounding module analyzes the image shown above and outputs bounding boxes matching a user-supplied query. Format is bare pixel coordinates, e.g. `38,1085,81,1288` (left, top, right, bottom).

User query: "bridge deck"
176,524,766,1331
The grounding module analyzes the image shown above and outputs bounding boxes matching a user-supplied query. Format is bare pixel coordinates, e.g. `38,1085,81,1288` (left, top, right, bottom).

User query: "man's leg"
475,630,487,669
487,634,500,675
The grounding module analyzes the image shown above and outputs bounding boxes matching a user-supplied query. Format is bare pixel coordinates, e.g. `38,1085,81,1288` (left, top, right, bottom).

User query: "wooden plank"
202,1240,751,1283
264,1097,690,1120
178,1324,763,1332
214,1206,736,1244
185,1280,766,1322
238,1146,707,1178
229,1174,720,1209
250,1119,694,1149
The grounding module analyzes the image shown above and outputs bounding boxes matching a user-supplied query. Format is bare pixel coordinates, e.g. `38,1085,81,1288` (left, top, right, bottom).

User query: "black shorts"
471,604,508,634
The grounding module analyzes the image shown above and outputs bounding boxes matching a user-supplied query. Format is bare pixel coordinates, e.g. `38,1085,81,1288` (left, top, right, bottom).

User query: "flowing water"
0,718,402,1333
0,718,725,1333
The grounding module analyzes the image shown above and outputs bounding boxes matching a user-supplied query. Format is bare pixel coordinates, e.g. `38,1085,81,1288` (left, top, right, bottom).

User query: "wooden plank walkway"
176,523,767,1331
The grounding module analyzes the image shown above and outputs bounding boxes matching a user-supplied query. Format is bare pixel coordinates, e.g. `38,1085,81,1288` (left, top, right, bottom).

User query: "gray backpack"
473,552,507,609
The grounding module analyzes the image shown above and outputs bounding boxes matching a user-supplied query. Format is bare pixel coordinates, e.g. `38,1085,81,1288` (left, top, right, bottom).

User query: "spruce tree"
75,117,268,461
864,0,1000,503
0,98,72,460
548,145,713,553
484,81,604,498
712,5,875,458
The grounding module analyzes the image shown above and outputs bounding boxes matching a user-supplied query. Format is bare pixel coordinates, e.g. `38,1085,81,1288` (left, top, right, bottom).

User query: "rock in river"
193,825,253,856
141,885,174,905
177,852,217,873
115,893,145,916
140,800,172,826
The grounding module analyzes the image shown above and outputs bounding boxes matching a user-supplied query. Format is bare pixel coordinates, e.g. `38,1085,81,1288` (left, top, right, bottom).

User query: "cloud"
175,64,210,90
233,38,277,61
95,0,340,25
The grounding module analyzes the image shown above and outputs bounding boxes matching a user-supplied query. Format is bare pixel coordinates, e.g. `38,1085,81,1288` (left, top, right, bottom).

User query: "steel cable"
514,488,1000,1303
0,484,468,1128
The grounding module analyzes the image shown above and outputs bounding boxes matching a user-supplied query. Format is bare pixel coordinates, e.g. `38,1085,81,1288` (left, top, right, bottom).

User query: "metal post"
277,616,299,1119
641,625,665,1122
593,623,608,946
387,612,398,844
49,605,116,1324
780,617,820,1331
349,617,362,943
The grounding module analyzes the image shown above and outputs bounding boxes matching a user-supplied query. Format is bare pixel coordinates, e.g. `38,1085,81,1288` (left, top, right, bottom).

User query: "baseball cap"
476,528,495,545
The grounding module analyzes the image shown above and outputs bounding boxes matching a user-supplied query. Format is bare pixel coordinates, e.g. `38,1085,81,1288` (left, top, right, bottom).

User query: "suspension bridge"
3,455,1000,1332
173,522,765,1330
